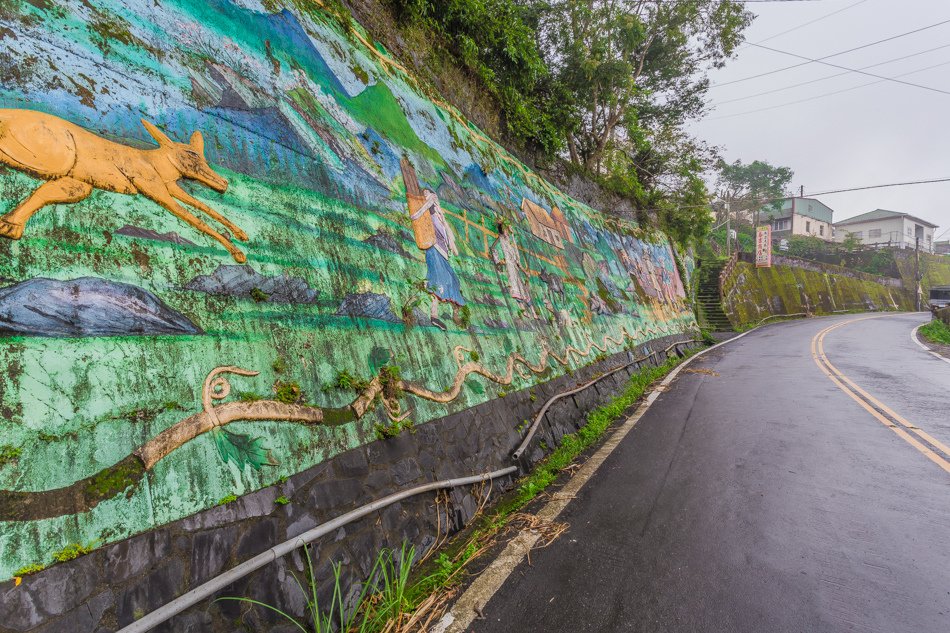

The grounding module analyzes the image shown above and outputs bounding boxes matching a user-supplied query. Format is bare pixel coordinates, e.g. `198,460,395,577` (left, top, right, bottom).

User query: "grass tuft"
920,318,950,345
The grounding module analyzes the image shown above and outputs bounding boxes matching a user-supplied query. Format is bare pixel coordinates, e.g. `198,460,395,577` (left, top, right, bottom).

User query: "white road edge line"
432,327,762,633
910,323,950,365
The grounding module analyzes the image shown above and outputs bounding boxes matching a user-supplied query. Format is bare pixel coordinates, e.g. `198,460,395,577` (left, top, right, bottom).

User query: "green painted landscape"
0,0,695,577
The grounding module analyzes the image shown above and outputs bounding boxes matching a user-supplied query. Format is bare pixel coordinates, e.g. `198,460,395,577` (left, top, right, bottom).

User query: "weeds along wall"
721,259,913,328
893,250,950,295
0,0,696,577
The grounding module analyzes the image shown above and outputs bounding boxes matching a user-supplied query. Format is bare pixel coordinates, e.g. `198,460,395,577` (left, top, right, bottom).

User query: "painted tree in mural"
0,0,696,578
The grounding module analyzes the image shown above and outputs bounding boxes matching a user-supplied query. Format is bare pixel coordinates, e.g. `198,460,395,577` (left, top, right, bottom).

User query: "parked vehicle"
929,285,950,311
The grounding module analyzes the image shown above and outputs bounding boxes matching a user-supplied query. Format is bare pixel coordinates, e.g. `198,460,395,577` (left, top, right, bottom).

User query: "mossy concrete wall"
721,260,912,328
894,250,950,295
0,0,697,587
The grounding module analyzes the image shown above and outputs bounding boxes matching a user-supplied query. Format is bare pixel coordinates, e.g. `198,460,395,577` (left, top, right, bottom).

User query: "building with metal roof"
760,197,835,241
833,209,938,253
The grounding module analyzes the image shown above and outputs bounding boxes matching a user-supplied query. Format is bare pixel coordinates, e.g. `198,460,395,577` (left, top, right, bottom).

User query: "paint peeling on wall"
0,0,696,577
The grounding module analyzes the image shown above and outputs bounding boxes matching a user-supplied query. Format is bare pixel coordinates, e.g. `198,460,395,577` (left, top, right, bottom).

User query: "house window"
850,231,863,240
806,220,811,233
773,218,791,231
869,228,882,238
819,225,824,236
907,226,913,237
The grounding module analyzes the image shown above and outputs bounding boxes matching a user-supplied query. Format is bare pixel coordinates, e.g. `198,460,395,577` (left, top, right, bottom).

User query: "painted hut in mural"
522,198,570,249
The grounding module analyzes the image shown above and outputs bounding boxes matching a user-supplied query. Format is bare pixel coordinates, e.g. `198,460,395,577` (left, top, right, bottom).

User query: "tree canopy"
715,159,794,227
386,0,756,245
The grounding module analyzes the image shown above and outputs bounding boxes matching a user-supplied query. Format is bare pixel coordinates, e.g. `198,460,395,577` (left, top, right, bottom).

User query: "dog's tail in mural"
0,109,249,262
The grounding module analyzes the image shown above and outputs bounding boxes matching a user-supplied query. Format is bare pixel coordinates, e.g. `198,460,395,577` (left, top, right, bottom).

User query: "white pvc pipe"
118,336,700,633
117,466,517,633
512,339,697,460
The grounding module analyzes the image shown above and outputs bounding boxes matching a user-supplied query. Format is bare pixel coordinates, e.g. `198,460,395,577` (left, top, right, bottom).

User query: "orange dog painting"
0,109,249,262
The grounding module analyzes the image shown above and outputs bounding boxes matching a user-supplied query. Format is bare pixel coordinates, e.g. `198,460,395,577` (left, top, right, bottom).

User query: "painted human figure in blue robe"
413,189,465,330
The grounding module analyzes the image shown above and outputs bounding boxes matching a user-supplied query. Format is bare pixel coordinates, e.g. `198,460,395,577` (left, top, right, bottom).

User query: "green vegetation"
275,495,291,505
272,357,287,374
52,542,95,563
216,349,695,630
374,417,413,440
0,445,22,467
250,287,270,303
721,261,912,328
273,381,304,404
389,351,693,626
715,159,793,228
388,0,565,156
13,562,45,577
333,369,370,393
218,542,416,633
217,494,238,506
378,365,403,400
84,458,144,498
920,319,950,345
387,0,753,247
504,353,686,510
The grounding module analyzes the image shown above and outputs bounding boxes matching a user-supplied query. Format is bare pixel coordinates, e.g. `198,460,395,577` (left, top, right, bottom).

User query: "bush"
387,0,568,156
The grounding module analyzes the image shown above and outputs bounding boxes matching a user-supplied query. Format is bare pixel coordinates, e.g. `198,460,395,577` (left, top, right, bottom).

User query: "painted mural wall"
0,0,695,577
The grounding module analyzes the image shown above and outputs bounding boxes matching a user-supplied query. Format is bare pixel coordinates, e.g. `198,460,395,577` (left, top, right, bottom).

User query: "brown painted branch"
135,401,329,469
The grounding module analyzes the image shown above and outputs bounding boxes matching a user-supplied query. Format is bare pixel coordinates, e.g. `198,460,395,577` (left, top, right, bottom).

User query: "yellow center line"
815,317,950,456
818,329,950,458
811,317,950,475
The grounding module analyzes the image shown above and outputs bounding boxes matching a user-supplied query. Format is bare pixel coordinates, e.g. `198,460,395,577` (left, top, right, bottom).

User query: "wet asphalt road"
473,313,950,633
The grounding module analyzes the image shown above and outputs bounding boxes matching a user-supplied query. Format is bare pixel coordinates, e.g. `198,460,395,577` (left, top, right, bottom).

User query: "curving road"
470,313,950,633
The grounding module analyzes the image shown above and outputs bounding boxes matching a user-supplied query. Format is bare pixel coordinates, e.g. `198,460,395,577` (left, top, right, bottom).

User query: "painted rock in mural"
0,277,202,337
334,292,400,323
185,264,320,304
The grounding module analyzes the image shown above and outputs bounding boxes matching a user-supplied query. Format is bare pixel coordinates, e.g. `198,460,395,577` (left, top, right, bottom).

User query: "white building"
833,209,937,253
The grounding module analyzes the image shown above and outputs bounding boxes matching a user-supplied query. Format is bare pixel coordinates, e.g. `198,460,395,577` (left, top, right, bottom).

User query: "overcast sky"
691,0,950,239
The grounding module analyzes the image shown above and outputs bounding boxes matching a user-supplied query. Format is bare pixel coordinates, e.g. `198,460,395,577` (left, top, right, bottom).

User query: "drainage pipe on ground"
117,466,517,633
118,336,699,633
512,339,698,460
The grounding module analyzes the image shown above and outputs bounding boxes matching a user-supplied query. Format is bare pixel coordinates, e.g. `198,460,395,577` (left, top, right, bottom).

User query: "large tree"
715,159,794,227
536,0,751,171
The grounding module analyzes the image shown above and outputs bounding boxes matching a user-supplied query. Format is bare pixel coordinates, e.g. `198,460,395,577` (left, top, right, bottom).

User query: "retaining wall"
0,0,698,580
0,336,694,633
721,259,913,328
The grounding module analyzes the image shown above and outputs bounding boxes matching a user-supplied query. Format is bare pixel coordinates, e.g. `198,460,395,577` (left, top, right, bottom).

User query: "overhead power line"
808,177,950,197
711,18,950,88
713,43,950,106
635,177,950,215
747,42,950,96
744,0,869,46
706,58,950,119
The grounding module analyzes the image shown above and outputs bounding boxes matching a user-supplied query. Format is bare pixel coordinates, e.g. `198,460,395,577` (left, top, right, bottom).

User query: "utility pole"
915,236,921,312
725,201,731,258
800,185,804,198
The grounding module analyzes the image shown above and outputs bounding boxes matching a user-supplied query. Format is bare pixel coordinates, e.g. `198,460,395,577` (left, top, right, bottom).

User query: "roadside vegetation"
919,318,950,346
221,352,693,631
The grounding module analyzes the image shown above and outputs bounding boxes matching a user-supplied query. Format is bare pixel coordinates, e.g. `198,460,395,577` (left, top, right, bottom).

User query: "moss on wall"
721,261,913,329
893,250,950,294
